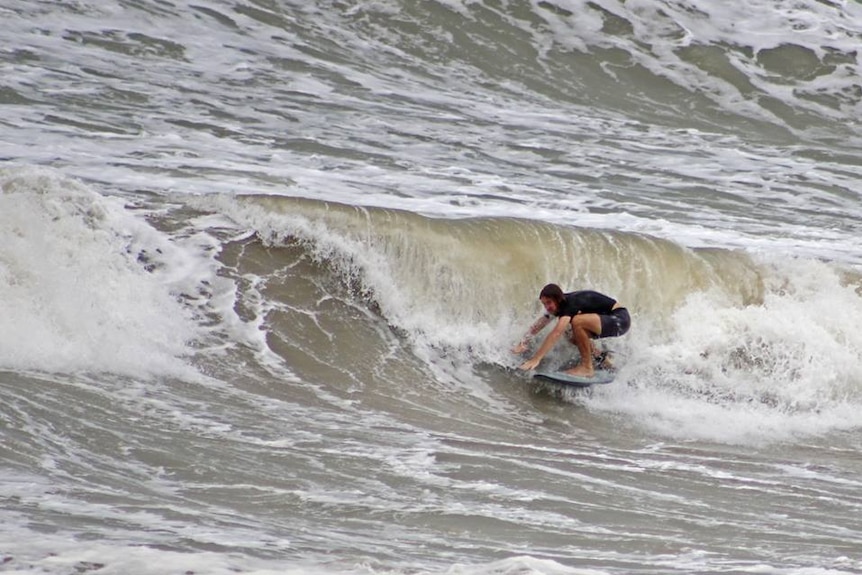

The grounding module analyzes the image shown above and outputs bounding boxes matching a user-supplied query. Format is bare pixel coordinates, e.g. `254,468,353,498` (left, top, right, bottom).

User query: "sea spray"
0,168,200,378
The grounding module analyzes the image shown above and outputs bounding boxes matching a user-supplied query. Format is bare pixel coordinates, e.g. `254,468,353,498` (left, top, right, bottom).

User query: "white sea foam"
0,532,608,575
590,256,862,444
0,167,201,378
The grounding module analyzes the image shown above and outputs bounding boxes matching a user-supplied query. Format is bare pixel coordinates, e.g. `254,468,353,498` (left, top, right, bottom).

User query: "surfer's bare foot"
565,364,594,378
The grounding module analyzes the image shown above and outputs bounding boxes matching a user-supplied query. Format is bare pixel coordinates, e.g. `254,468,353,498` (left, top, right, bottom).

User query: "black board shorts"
598,307,631,338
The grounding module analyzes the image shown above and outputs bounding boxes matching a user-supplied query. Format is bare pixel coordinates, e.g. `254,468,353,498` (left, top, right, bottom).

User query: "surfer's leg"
565,314,602,376
568,335,605,370
590,309,629,370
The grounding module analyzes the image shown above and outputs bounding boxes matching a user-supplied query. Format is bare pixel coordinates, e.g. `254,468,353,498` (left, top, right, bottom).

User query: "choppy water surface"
2,1,862,573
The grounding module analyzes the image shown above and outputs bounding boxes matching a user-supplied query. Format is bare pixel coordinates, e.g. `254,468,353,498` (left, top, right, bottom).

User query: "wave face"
199,194,862,442
2,1,862,574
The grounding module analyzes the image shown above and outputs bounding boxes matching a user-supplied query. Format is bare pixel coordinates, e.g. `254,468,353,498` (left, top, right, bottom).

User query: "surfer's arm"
518,316,569,370
511,315,551,354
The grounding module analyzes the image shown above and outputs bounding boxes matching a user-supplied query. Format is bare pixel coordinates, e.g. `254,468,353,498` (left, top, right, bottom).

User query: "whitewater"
1,1,862,574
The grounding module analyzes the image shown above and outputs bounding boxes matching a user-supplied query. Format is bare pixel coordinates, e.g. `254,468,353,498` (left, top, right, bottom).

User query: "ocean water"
2,1,862,574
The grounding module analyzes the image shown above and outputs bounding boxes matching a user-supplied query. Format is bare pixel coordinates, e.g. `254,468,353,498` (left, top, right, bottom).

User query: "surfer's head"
539,283,564,315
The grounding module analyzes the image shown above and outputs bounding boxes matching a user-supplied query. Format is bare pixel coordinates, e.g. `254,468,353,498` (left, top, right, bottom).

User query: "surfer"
512,283,630,377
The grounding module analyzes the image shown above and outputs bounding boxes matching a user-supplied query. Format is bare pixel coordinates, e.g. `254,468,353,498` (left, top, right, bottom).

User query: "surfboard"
533,369,615,387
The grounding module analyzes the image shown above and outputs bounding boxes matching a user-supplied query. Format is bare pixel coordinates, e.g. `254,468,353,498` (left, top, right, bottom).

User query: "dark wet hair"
539,283,564,303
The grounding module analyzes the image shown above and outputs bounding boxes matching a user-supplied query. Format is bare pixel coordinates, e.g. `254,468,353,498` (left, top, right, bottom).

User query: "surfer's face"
540,296,558,315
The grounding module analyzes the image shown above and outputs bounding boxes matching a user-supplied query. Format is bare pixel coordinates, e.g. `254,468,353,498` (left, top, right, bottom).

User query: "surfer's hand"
518,357,540,371
511,341,528,354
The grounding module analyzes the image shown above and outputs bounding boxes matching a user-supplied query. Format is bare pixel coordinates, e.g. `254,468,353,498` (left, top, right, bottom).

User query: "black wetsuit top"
547,290,618,318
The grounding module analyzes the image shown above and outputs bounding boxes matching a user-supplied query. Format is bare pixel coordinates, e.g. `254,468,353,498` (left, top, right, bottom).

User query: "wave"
201,194,767,327
4,170,861,443
0,168,209,378
195,194,862,444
